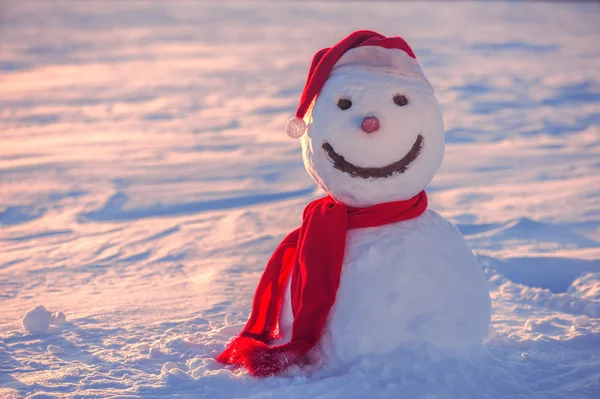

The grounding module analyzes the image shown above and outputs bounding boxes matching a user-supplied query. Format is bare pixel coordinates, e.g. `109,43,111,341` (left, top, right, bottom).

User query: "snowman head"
286,31,444,207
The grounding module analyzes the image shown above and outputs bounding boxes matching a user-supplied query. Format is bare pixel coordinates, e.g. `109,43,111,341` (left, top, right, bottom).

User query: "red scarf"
216,191,428,376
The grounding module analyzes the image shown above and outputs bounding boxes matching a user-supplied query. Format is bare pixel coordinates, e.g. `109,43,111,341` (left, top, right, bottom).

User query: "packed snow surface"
1,1,599,398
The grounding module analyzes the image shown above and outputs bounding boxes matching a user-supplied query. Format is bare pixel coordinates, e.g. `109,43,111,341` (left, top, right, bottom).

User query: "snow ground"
1,1,599,398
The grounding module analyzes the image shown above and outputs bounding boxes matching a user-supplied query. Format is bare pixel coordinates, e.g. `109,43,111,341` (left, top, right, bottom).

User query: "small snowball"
573,315,590,328
50,312,67,326
47,345,64,354
23,306,52,334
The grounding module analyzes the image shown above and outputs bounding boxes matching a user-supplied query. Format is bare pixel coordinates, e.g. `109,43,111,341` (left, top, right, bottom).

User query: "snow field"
1,1,599,398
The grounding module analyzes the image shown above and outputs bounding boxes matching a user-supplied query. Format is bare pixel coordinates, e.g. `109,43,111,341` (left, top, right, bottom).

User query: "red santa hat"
285,30,432,138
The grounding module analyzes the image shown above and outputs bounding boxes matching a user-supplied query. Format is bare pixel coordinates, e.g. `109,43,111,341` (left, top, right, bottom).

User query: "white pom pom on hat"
285,30,428,139
285,117,307,138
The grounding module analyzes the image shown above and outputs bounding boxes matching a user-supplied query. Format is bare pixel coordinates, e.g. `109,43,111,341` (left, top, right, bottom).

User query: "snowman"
217,30,491,377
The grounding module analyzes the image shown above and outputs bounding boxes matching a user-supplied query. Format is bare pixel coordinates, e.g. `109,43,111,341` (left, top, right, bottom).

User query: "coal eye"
393,94,409,106
337,98,352,110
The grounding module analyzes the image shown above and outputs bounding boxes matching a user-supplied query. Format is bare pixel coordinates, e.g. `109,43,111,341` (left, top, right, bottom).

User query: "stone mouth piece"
322,134,423,179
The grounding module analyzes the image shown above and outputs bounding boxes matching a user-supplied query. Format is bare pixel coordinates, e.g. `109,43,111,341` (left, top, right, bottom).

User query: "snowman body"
279,44,491,365
278,210,491,365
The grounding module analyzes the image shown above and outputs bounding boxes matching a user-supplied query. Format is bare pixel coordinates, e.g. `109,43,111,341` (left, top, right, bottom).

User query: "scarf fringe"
217,335,300,377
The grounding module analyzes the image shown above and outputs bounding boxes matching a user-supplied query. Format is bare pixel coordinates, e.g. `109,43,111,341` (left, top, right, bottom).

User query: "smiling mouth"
322,135,423,179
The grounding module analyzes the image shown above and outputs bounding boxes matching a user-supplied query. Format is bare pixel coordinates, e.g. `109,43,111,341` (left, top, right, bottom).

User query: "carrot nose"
361,116,380,133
